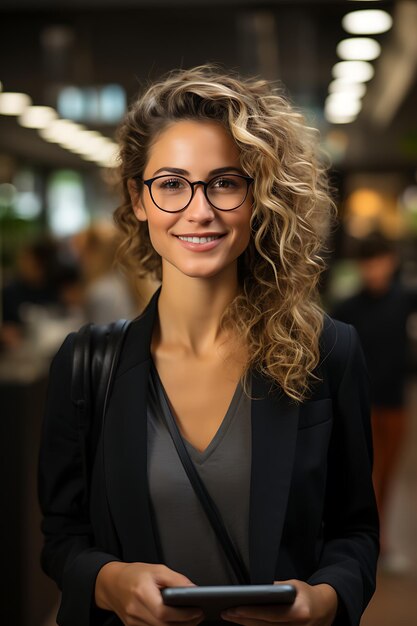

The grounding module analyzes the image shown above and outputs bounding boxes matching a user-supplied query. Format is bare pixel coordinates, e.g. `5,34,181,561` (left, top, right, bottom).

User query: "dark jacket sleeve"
38,333,121,626
307,323,379,625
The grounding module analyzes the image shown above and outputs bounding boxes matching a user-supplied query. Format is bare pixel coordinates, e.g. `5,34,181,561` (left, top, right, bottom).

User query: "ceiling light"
36,114,118,165
325,94,362,118
95,145,119,168
19,106,57,129
332,60,374,82
57,133,97,152
39,119,85,143
80,153,99,162
342,10,393,35
329,80,367,98
0,92,32,115
62,131,112,156
337,37,381,61
96,159,119,169
325,111,357,125
59,132,118,165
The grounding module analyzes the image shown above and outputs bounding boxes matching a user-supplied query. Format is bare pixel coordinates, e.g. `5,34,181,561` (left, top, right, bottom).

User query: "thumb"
155,565,197,588
274,579,298,586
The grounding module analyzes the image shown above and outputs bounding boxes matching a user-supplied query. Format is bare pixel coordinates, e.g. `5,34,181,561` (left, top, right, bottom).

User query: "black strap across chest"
150,363,250,584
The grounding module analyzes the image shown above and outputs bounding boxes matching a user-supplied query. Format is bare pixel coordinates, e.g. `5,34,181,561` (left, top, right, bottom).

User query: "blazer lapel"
249,371,300,583
102,289,162,562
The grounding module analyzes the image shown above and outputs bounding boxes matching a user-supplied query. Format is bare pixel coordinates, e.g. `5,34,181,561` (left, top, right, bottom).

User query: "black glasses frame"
139,173,254,213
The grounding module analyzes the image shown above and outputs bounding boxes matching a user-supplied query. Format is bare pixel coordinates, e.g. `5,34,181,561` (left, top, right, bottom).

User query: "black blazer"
39,289,379,626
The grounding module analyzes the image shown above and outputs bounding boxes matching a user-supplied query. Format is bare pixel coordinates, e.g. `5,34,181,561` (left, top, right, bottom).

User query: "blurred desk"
0,348,59,626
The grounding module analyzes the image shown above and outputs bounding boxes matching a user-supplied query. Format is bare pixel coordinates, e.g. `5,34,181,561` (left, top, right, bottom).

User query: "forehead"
145,119,241,172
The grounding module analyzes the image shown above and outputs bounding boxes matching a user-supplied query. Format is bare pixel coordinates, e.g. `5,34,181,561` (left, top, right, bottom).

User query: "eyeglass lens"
150,175,249,212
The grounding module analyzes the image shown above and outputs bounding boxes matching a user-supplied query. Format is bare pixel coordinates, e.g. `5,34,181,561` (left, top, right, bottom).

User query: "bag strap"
95,319,131,426
71,319,131,497
150,364,250,585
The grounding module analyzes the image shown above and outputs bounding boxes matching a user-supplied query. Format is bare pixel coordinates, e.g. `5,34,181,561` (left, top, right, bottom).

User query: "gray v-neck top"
147,365,252,585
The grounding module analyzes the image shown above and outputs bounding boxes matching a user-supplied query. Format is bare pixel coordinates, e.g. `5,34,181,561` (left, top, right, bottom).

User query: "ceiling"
1,0,416,175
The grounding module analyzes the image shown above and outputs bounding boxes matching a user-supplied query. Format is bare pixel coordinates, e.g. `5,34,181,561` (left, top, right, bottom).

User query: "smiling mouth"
175,234,225,244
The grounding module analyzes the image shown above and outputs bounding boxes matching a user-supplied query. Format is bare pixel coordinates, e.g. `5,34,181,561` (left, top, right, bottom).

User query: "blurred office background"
1,0,417,624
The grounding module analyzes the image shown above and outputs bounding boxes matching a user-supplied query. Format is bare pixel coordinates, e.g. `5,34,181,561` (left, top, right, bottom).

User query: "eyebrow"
152,166,244,177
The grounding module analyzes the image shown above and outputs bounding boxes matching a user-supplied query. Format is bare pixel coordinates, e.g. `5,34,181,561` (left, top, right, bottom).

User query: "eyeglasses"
139,173,254,213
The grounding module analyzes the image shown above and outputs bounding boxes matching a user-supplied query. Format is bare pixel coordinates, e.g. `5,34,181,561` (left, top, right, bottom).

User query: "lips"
177,234,224,244
174,232,226,251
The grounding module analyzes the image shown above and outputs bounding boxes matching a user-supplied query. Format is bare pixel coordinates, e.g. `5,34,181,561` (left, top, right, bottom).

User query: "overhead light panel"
325,94,362,118
40,119,85,143
329,80,367,98
332,60,374,82
38,119,119,167
337,37,381,61
325,111,357,125
90,156,118,169
19,106,57,129
94,144,119,168
63,131,109,155
325,93,362,125
0,92,32,115
342,10,393,35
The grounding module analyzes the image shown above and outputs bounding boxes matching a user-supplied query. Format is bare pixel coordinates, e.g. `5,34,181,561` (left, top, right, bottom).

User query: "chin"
169,258,234,280
178,267,225,279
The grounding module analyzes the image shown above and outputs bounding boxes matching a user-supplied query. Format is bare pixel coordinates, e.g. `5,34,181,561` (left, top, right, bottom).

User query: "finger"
222,605,294,622
132,579,203,625
171,615,206,626
131,619,204,626
221,617,294,626
221,605,298,624
154,595,204,623
154,564,196,588
221,616,296,626
146,597,204,624
126,602,203,626
163,609,205,623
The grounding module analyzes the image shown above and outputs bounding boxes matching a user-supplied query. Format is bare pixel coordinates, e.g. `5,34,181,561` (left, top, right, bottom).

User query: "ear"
128,179,147,222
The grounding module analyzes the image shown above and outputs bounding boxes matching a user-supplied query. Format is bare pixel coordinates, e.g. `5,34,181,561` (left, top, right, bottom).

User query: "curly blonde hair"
114,65,334,402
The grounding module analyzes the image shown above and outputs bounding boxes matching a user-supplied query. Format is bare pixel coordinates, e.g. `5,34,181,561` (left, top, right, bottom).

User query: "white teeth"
178,235,221,243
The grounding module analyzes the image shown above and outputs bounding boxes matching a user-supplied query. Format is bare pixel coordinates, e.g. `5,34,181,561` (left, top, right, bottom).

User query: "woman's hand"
95,561,204,626
221,580,338,626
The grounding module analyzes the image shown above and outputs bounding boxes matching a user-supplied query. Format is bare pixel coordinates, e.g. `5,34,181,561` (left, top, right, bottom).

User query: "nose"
185,183,215,222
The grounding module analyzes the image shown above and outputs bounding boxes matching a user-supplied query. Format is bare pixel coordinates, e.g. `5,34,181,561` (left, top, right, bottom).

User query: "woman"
39,66,379,626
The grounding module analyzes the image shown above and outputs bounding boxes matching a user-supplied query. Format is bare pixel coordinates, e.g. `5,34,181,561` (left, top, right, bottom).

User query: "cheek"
231,211,252,251
145,212,176,253
146,220,164,250
236,224,251,251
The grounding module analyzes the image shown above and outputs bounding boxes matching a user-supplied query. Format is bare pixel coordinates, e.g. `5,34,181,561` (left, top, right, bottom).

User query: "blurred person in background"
74,223,140,324
39,66,378,626
1,236,61,349
333,233,411,560
54,260,85,318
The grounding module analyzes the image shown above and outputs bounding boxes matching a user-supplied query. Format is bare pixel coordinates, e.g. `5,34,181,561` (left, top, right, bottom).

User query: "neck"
156,264,240,356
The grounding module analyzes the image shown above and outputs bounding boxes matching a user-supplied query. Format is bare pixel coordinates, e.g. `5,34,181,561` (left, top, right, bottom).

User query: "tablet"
161,584,297,620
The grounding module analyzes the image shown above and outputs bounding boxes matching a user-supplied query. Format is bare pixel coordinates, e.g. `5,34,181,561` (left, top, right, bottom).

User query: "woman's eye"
211,177,237,189
159,178,185,190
